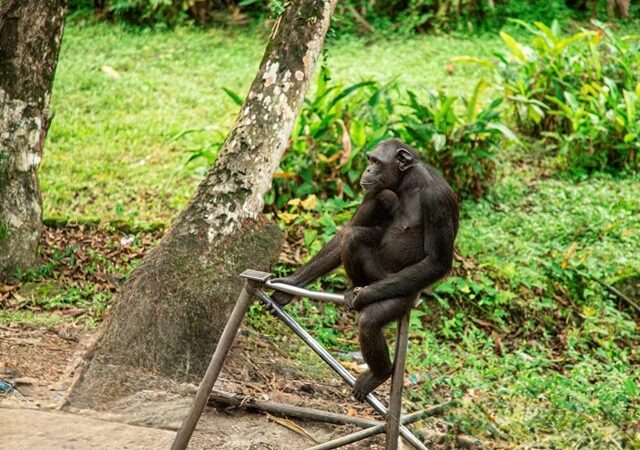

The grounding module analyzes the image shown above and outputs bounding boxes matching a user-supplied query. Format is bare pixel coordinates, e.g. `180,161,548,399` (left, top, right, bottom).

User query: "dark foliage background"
69,0,638,31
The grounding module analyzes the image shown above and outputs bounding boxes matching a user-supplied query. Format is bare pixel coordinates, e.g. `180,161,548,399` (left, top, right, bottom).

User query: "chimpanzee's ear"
396,148,416,171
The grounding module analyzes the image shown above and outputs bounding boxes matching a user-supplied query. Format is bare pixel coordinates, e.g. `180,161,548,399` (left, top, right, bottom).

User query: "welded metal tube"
386,311,411,450
265,280,345,304
254,290,427,450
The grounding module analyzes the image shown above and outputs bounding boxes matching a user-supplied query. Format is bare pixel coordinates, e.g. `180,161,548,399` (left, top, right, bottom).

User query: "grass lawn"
44,18,502,225
22,15,640,449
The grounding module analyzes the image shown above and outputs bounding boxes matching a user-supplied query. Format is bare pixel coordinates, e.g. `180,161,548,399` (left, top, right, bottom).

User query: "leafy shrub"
189,69,513,207
267,66,395,210
546,77,640,171
342,0,573,35
393,80,516,198
106,0,188,26
334,0,501,34
272,72,514,203
458,20,640,172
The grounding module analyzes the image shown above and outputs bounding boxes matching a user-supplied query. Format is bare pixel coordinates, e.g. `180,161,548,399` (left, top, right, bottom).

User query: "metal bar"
307,421,385,450
254,290,428,450
307,406,445,450
386,311,411,450
265,280,345,304
208,389,382,428
171,284,254,450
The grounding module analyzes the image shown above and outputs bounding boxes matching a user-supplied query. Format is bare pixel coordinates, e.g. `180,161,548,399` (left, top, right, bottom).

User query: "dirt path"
0,408,175,450
0,322,385,449
1,406,364,450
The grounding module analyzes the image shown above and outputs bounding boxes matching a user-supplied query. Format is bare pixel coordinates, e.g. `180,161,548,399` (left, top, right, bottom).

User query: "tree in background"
609,0,631,18
0,0,67,280
66,0,337,420
568,0,631,18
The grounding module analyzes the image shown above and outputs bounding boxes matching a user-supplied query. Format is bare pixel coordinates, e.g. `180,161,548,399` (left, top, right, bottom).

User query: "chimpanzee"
272,139,459,401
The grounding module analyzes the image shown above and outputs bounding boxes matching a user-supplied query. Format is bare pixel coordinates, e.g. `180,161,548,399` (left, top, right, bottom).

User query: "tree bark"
66,0,337,418
616,0,630,18
0,0,67,279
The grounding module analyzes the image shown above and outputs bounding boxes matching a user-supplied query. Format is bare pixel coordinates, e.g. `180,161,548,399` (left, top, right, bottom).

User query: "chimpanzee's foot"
352,369,392,402
270,278,297,306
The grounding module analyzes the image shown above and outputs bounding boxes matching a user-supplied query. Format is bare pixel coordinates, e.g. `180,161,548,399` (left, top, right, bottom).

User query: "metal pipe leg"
171,284,254,450
255,290,427,450
386,311,411,450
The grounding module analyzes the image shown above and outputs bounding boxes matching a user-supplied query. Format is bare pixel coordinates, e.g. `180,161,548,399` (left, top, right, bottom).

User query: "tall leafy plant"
268,66,395,210
456,20,640,172
393,80,516,198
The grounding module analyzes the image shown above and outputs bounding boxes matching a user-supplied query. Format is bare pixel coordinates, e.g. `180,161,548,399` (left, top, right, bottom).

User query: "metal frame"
172,270,431,450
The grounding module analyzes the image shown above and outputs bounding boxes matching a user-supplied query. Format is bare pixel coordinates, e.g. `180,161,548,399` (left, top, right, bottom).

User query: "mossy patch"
17,281,65,303
0,222,7,241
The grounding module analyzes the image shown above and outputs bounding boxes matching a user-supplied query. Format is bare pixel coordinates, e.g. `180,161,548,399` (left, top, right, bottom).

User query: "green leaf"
351,120,366,148
467,78,489,122
534,21,559,48
222,87,243,106
450,56,495,70
507,18,539,35
500,32,527,62
555,32,594,55
327,81,376,110
623,90,636,124
487,123,519,142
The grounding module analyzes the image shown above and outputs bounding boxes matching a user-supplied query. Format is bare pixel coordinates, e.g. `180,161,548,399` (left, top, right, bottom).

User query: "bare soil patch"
0,320,391,449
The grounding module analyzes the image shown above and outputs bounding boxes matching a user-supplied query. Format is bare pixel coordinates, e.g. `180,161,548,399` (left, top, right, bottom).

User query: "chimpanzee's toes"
270,278,298,306
271,290,294,306
352,370,390,402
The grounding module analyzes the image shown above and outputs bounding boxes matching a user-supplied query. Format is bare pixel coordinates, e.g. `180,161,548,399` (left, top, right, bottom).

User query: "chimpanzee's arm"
271,192,383,303
351,190,457,309
287,192,383,285
350,191,389,226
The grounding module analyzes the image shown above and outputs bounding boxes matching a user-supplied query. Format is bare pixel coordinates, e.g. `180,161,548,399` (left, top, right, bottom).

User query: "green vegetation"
395,80,515,198
0,222,7,241
71,0,628,35
45,19,503,225
16,14,639,448
459,20,640,174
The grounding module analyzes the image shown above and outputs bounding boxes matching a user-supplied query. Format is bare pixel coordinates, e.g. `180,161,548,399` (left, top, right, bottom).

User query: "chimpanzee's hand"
377,189,400,215
344,287,364,311
270,277,297,306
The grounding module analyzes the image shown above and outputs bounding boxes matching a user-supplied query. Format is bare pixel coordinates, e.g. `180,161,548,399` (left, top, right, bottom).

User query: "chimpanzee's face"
360,141,416,192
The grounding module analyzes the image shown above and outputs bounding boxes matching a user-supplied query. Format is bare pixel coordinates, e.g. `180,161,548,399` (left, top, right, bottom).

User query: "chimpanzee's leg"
271,233,343,305
353,294,418,401
272,224,385,305
340,225,387,286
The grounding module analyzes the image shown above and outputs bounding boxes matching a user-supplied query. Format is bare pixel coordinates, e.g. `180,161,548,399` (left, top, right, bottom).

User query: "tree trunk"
0,0,67,279
616,0,630,18
65,0,337,420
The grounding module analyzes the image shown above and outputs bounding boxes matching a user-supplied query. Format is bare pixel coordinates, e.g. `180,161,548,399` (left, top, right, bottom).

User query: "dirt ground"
0,226,441,449
0,322,397,449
